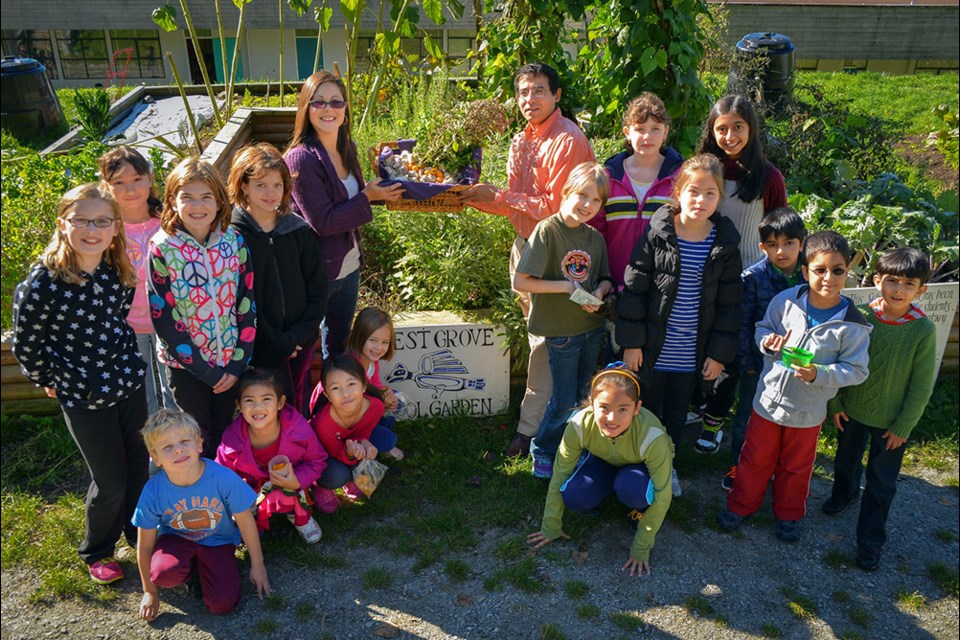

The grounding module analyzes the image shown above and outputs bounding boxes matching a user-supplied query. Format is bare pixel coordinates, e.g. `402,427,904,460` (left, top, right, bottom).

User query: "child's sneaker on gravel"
288,514,322,544
776,519,801,543
716,510,744,532
855,545,881,571
89,558,123,584
694,428,723,454
720,466,737,493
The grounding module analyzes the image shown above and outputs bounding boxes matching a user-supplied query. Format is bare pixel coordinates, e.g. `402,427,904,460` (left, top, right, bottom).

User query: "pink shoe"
89,558,123,585
311,486,340,514
342,481,364,503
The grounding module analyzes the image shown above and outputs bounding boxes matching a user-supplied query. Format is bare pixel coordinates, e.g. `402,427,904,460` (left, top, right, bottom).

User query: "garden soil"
2,459,957,640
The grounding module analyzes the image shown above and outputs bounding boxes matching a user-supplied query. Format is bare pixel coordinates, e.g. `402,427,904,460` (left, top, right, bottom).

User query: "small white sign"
382,311,510,419
842,281,959,372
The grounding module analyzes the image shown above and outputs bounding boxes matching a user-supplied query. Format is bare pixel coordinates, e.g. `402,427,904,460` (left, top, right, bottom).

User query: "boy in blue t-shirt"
133,410,270,620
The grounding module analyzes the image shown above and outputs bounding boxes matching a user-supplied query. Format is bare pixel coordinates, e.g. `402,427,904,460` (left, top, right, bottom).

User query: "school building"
1,0,957,89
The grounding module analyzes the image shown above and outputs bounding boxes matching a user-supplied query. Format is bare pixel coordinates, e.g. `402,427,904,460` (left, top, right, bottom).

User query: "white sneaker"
290,515,322,544
671,469,683,498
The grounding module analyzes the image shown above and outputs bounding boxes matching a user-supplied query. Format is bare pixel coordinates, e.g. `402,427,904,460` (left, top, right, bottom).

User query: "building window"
109,30,164,79
55,30,109,79
446,29,475,74
1,29,59,79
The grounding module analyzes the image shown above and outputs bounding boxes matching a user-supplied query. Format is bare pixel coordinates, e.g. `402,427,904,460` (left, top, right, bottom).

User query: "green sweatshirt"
828,305,937,439
540,407,674,562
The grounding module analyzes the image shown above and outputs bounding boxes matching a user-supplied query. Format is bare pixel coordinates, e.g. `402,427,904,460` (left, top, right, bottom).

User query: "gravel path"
3,460,958,640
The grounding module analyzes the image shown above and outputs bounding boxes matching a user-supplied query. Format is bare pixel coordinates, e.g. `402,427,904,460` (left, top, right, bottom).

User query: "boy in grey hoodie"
717,231,871,542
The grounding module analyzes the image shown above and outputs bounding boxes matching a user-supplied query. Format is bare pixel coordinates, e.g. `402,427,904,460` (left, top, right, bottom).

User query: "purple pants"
150,534,240,615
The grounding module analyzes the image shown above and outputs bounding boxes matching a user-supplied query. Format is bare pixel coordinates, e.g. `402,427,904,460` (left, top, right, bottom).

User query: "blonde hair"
141,409,202,456
39,183,137,287
561,162,611,204
346,307,396,362
97,145,162,215
160,158,231,235
227,143,293,215
672,154,725,202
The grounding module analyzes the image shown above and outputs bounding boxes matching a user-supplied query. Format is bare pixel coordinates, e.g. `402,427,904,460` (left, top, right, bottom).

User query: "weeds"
444,559,470,583
894,590,927,611
824,549,853,569
361,568,394,590
563,580,589,599
576,603,600,619
253,620,277,634
780,587,818,619
609,610,643,631
848,606,870,629
484,557,547,594
831,590,851,603
760,622,783,639
295,601,314,620
539,623,567,640
927,562,960,597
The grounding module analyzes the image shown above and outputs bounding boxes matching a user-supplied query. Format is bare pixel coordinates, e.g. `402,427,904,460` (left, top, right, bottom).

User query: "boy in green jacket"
823,248,937,571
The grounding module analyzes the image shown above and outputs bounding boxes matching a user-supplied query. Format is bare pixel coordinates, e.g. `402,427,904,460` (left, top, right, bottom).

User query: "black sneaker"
855,546,881,571
720,466,736,493
716,509,744,532
776,519,801,543
822,494,858,516
505,433,531,458
694,429,723,454
627,508,645,533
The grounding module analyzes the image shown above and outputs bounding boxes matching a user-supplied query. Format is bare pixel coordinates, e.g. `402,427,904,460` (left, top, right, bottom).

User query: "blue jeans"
560,453,655,512
322,268,360,360
731,370,760,464
530,326,604,461
829,415,907,552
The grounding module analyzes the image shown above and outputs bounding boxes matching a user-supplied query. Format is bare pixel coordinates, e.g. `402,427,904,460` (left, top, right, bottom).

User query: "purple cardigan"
216,404,328,491
286,138,372,280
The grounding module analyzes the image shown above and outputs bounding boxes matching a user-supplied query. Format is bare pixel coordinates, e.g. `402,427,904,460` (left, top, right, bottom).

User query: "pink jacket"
590,148,684,287
216,404,328,491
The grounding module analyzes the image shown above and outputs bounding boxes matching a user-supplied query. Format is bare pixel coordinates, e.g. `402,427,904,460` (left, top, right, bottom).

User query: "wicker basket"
368,140,472,213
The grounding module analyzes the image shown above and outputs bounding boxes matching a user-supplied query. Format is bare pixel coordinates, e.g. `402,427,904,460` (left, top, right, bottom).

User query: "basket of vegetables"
368,99,510,213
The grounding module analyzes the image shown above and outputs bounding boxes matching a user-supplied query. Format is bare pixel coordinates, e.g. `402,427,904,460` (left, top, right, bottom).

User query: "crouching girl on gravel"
527,364,675,576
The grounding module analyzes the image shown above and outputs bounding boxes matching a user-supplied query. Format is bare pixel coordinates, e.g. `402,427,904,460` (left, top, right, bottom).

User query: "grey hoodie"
753,285,872,428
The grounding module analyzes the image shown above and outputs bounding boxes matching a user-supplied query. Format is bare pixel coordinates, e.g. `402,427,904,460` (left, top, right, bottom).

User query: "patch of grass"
564,579,589,599
444,559,470,583
933,529,958,543
684,595,716,617
831,589,851,604
760,622,783,639
253,620,277,634
780,587,818,620
294,601,314,620
263,593,285,611
838,632,865,640
895,590,927,611
361,567,394,590
411,550,438,573
609,610,643,631
494,534,527,561
848,606,870,629
824,549,853,569
485,557,548,594
577,602,600,619
946,476,959,490
927,562,960,597
539,623,567,640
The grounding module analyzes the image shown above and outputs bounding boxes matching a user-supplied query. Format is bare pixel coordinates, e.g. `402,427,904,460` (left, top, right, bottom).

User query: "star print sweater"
148,226,256,387
12,263,146,410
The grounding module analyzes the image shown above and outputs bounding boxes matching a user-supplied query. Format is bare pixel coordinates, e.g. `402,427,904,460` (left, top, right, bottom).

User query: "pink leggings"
150,534,240,615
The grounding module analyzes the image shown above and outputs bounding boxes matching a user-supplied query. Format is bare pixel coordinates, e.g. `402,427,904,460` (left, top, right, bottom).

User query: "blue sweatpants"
560,453,655,512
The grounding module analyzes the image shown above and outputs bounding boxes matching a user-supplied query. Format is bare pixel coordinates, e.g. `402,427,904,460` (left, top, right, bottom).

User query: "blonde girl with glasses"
12,184,150,586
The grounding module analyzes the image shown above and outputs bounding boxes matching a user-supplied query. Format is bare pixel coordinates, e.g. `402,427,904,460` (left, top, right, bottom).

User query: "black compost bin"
728,32,795,110
1,56,65,141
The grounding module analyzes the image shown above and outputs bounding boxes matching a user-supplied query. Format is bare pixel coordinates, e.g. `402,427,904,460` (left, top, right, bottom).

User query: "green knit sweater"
828,305,937,439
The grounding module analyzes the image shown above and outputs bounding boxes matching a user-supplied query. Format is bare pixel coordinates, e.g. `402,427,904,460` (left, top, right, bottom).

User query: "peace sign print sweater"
12,262,146,410
148,226,256,387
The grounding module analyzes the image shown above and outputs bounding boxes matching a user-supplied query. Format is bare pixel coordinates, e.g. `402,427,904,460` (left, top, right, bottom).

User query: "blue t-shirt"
806,298,848,327
132,458,257,546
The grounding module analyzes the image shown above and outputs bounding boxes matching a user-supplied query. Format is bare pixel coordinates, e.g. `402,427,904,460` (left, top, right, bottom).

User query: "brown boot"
505,433,532,458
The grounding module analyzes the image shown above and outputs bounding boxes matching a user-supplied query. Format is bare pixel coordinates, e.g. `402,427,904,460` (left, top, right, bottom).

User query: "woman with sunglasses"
285,71,403,362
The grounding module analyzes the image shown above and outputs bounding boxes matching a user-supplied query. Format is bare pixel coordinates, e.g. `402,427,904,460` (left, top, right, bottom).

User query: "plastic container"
268,455,291,474
728,32,796,111
1,56,65,141
782,346,814,368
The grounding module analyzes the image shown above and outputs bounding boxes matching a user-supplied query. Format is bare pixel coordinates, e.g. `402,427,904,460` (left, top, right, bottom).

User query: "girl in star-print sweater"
148,158,256,456
12,184,150,585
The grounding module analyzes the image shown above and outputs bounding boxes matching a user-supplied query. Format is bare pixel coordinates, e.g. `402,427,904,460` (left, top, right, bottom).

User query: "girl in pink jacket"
216,369,329,543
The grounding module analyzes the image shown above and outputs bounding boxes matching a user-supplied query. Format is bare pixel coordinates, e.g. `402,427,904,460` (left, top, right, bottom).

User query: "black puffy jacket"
615,205,743,382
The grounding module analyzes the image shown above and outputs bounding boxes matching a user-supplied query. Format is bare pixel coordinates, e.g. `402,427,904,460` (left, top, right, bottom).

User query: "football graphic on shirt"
171,508,222,532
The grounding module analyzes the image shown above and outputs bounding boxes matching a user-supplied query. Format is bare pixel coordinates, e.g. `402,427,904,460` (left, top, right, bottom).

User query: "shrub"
927,105,959,170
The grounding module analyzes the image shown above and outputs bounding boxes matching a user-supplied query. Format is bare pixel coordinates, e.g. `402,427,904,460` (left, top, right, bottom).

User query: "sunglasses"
309,99,346,110
809,267,848,277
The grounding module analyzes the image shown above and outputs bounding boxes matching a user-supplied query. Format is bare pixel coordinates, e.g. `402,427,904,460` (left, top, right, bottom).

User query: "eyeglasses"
309,99,346,110
64,217,115,229
517,87,550,100
809,267,848,277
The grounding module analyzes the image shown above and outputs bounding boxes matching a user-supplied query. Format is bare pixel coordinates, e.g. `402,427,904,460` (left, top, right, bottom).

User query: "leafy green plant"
926,104,959,170
72,88,112,141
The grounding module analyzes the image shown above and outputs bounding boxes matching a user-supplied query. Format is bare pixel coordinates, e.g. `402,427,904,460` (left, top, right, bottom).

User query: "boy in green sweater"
822,248,937,571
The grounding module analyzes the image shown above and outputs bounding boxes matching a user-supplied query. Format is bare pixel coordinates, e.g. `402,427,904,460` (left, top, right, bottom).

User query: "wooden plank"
1,364,31,382
2,382,50,400
0,398,60,416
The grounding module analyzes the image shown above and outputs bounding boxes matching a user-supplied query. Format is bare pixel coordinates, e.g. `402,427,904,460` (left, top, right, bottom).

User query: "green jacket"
540,407,674,562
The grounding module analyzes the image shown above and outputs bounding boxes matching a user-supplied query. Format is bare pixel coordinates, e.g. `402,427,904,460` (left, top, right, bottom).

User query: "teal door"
296,37,323,79
212,38,243,83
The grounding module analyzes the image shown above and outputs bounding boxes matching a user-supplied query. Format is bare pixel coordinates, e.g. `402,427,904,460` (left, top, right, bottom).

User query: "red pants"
150,534,240,615
727,410,821,522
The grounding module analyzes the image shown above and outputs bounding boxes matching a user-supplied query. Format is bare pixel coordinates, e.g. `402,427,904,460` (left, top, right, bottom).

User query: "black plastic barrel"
728,32,796,111
1,56,65,141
